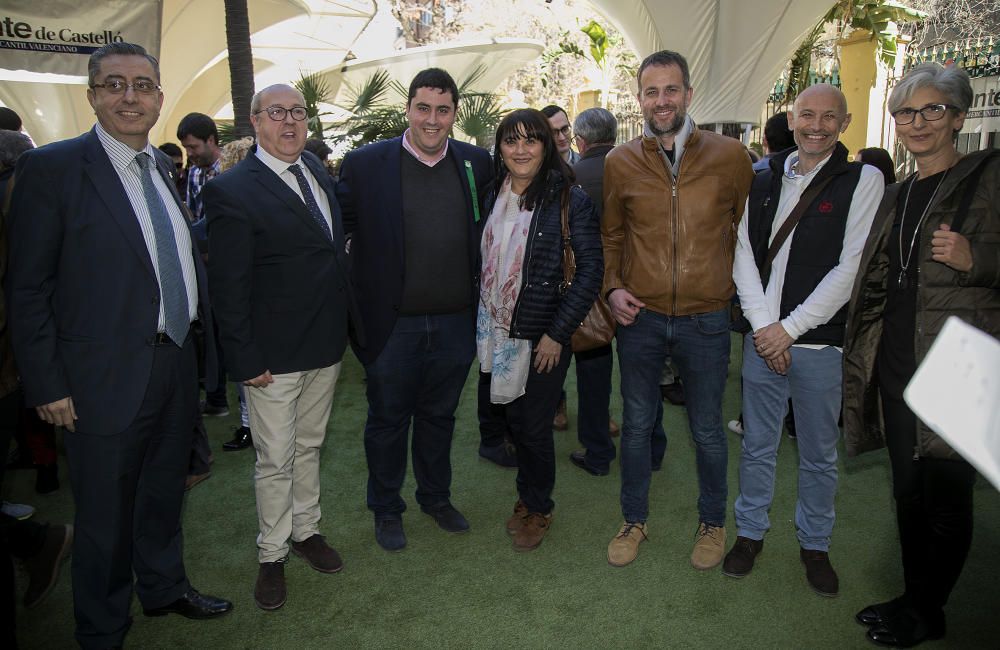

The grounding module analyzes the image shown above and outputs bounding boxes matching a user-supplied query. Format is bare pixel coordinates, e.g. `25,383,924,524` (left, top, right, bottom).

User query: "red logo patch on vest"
818,200,834,213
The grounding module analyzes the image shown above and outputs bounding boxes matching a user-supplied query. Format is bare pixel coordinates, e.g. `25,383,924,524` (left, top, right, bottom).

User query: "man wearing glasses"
6,42,231,649
541,104,580,165
205,84,361,610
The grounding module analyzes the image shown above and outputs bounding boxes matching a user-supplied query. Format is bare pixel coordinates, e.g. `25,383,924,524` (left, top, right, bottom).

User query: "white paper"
905,316,1000,491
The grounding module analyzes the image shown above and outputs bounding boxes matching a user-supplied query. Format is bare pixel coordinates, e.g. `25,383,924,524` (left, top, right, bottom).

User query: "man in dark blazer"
336,68,492,552
205,83,360,610
5,42,231,649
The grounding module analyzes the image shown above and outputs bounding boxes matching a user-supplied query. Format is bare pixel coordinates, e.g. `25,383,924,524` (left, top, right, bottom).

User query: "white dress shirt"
254,146,333,233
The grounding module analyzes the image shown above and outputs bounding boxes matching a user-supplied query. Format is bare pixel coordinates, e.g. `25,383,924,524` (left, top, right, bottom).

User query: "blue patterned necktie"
137,153,189,345
287,163,334,241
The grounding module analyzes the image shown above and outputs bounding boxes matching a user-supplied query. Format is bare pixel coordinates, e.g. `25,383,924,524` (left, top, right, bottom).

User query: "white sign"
905,317,1000,492
963,74,1000,150
0,0,161,77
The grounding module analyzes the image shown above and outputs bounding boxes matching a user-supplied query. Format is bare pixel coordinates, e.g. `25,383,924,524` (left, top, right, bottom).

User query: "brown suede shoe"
290,534,343,573
254,561,286,610
690,522,726,570
506,500,528,535
609,418,620,437
801,548,839,597
608,521,648,567
512,512,551,552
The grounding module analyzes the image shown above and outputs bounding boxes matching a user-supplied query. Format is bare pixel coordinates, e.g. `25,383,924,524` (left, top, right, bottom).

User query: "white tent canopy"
590,0,833,125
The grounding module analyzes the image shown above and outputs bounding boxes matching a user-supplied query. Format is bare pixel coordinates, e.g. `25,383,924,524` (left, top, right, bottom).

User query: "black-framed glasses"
90,79,160,95
891,103,958,125
255,106,308,122
552,125,572,138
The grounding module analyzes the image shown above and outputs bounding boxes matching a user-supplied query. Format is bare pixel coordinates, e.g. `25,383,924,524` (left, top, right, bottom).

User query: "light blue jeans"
734,334,842,551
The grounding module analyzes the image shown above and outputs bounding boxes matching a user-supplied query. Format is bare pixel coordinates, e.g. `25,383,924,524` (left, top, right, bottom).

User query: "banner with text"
0,0,162,76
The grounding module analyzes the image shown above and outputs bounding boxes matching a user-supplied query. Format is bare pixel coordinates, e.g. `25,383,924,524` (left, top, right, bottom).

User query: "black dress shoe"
222,426,252,451
374,517,407,551
661,380,685,405
866,607,945,648
569,450,609,476
721,536,763,578
856,596,907,627
421,503,470,533
478,443,517,468
143,588,232,619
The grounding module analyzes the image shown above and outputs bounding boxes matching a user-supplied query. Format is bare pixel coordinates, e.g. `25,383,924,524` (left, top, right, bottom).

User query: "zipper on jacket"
508,197,546,335
671,181,678,315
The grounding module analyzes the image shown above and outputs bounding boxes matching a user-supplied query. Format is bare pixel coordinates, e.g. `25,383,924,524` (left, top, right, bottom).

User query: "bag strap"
759,174,834,282
949,151,998,234
559,186,574,286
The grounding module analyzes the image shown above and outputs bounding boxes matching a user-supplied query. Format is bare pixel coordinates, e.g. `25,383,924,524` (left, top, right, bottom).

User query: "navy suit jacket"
205,148,361,381
5,128,217,435
336,137,493,365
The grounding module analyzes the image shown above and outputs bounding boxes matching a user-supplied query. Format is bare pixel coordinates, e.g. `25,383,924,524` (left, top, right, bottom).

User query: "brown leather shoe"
290,534,343,573
23,524,73,609
512,512,552,552
690,522,726,570
608,418,620,437
801,548,839,597
553,398,568,431
254,562,286,610
184,472,211,491
506,500,528,536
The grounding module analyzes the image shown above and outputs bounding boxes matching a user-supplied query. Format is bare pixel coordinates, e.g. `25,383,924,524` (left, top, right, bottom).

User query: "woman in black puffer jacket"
477,109,602,552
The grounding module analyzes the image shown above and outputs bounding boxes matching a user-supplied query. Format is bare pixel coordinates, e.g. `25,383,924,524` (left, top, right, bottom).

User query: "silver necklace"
896,168,949,289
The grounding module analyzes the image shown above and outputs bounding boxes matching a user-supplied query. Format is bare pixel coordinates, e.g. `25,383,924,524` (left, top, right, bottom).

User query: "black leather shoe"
722,536,763,578
569,450,609,476
143,589,232,619
856,596,907,627
421,503,470,533
661,380,685,405
866,607,945,648
374,517,407,551
478,443,517,468
222,426,252,451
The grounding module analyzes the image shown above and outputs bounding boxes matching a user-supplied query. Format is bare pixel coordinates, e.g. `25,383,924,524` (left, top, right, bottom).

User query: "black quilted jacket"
481,171,603,346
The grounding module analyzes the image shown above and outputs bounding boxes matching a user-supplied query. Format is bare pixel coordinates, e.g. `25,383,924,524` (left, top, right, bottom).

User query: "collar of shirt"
254,145,303,177
401,128,449,167
783,151,832,180
95,122,155,172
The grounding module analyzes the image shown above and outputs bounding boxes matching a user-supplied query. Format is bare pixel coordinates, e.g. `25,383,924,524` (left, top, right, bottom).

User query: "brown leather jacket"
602,126,754,315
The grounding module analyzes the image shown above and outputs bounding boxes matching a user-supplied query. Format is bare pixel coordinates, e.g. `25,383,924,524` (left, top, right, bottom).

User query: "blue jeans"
734,335,842,550
363,309,475,516
617,307,730,525
574,345,616,469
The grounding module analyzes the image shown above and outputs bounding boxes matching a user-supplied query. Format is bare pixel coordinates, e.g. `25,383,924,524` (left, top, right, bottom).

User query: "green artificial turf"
8,335,999,648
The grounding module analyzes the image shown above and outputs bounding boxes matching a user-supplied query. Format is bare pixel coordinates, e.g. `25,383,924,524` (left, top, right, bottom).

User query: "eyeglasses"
891,103,958,125
552,125,572,139
90,79,161,95
255,106,309,122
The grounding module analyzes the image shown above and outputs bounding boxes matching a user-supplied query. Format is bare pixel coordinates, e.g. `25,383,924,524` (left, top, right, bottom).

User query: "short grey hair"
88,42,160,87
573,108,617,146
889,62,973,114
0,130,33,170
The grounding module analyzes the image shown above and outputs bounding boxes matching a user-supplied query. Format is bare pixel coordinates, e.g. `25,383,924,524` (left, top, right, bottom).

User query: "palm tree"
224,0,255,138
784,1,927,104
295,71,335,140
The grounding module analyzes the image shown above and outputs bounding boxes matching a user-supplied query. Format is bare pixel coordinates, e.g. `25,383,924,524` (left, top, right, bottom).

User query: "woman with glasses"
478,109,601,551
843,62,999,648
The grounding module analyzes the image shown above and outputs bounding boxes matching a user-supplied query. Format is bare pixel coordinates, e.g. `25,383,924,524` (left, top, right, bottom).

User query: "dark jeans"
65,337,197,649
364,309,475,517
617,307,730,525
574,345,616,468
488,345,571,514
882,388,976,618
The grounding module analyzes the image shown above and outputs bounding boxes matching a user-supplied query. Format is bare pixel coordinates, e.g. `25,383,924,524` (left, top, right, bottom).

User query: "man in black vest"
723,84,883,596
336,69,493,552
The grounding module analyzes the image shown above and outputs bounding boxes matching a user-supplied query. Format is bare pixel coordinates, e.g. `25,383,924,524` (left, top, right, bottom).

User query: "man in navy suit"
5,42,231,649
336,68,492,551
205,84,360,610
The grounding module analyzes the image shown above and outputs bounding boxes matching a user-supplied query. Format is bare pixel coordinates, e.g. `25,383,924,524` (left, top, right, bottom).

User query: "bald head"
251,84,305,115
787,83,851,173
792,83,847,117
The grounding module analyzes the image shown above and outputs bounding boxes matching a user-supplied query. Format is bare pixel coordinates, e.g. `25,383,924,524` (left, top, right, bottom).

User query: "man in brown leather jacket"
603,50,753,570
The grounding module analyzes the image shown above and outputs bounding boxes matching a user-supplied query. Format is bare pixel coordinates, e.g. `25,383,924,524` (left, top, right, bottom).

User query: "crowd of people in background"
0,40,996,650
